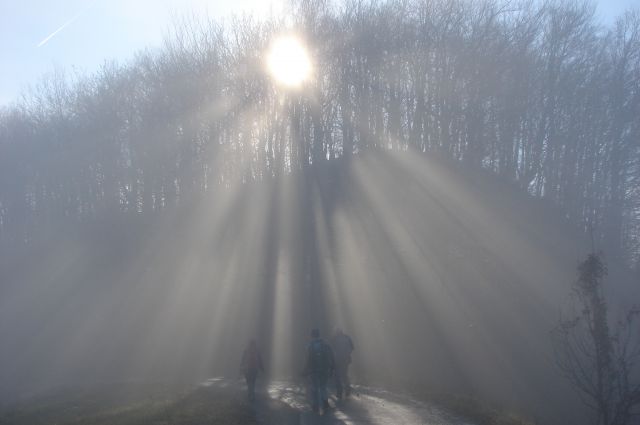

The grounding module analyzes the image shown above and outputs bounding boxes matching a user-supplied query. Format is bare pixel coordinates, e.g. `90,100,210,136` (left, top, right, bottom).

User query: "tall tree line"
0,0,639,268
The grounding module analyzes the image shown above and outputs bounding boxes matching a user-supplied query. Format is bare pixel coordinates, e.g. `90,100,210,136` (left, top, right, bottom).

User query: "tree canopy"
0,0,639,268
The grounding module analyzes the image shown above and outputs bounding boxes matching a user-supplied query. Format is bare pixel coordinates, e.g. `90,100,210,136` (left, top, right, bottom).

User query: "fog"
2,151,637,424
0,1,639,425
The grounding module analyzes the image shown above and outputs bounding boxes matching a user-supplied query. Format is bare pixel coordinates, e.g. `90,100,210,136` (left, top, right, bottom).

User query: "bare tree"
552,253,640,425
0,0,639,268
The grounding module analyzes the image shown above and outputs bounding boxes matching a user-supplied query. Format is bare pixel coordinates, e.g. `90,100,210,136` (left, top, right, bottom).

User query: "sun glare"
266,36,312,87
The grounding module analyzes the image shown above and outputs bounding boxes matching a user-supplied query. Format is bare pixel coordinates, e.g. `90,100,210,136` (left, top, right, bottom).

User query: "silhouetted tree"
552,253,640,425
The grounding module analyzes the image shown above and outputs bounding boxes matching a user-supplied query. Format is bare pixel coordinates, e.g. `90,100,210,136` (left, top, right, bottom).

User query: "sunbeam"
3,2,640,424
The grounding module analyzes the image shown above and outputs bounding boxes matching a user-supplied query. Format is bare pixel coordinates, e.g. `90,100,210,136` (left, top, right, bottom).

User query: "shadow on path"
202,377,472,425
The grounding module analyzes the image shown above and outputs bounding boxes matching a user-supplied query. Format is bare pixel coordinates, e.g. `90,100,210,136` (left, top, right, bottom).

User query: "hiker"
240,339,264,401
303,328,335,414
331,328,354,399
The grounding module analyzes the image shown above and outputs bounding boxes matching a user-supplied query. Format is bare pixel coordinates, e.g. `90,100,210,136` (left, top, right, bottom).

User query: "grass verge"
430,393,538,425
0,382,257,425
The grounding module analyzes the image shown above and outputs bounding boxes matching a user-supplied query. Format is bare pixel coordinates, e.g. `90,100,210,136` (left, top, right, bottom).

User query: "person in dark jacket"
303,328,335,414
331,328,354,399
240,339,264,401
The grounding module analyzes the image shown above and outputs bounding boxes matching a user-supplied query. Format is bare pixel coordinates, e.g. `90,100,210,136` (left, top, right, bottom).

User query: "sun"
266,36,312,88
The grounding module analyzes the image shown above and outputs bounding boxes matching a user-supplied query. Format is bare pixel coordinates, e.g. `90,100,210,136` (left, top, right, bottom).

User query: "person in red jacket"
240,339,264,401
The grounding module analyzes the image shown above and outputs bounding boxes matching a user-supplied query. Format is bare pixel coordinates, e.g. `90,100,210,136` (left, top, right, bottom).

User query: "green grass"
0,383,257,425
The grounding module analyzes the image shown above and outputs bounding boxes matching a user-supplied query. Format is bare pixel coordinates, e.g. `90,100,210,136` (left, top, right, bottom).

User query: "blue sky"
0,0,636,107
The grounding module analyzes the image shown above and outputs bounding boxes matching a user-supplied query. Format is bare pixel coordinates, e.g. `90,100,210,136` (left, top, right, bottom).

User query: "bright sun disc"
266,36,312,87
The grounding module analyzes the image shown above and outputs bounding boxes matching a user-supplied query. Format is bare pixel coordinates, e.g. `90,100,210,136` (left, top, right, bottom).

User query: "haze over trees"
0,0,638,268
0,1,639,424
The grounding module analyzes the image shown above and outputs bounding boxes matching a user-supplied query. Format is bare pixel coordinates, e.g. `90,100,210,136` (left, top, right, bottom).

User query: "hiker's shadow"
299,397,378,425
299,410,346,425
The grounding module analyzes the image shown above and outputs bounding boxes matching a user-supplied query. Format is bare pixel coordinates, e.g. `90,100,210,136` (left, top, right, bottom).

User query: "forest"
2,2,640,425
0,0,638,271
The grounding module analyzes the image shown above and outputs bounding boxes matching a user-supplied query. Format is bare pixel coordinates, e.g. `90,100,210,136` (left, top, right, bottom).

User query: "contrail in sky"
37,12,83,48
37,1,98,48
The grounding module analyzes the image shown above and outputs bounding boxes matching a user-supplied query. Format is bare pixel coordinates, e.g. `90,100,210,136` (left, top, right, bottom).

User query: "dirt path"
202,378,473,425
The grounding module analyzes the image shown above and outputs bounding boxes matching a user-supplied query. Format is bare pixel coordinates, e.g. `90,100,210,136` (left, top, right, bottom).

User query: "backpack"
245,348,258,370
333,334,353,365
242,346,262,372
309,340,331,374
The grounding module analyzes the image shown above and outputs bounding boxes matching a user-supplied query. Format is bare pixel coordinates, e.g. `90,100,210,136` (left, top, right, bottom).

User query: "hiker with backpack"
302,328,335,414
331,328,354,400
240,339,264,401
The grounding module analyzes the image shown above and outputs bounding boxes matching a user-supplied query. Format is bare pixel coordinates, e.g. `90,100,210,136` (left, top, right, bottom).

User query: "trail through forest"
203,378,471,425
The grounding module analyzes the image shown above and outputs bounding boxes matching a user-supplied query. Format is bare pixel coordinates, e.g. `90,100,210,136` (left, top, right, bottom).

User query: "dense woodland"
0,0,639,269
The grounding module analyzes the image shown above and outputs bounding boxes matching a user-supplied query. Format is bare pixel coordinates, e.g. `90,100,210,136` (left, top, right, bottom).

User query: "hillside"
3,151,637,424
